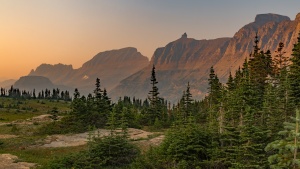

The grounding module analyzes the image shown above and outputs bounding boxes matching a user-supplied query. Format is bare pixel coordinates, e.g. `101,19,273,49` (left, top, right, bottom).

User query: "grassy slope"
0,98,86,167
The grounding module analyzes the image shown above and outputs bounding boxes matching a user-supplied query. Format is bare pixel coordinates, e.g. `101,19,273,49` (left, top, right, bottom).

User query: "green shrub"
48,135,140,169
0,140,4,148
132,123,212,169
36,116,87,135
11,124,19,133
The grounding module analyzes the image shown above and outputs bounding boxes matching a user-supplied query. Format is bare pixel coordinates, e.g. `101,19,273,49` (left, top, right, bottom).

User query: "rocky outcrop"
111,13,300,102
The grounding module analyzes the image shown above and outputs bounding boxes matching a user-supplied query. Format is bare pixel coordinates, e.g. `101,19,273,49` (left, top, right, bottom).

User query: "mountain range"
8,13,300,102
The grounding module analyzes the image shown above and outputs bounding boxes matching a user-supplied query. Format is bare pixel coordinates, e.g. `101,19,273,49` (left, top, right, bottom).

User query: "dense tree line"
0,86,71,101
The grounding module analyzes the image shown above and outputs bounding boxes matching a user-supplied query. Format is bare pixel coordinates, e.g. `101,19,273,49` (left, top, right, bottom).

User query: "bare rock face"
111,13,300,102
29,47,149,95
214,13,300,79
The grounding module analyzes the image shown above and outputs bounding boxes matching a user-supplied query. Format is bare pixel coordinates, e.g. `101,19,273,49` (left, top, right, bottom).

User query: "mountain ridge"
110,13,300,102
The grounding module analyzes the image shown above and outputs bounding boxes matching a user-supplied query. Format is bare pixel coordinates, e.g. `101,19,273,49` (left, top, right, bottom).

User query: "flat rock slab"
41,128,161,148
0,154,35,169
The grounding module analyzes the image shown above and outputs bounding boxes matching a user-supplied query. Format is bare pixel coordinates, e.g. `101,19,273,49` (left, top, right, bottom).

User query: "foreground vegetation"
1,33,300,168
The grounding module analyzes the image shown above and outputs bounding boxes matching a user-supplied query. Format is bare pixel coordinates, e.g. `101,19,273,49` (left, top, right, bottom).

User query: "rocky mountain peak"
254,13,290,25
295,13,300,22
181,32,187,38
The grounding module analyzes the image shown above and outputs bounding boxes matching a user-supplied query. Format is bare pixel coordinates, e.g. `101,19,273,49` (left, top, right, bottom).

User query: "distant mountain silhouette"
14,76,55,91
14,76,73,92
0,79,16,89
29,47,149,95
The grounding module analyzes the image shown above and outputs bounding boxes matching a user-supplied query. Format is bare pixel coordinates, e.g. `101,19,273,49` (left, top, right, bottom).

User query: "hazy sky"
0,0,300,80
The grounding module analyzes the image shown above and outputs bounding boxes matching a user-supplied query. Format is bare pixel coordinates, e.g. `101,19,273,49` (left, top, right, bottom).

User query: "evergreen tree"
289,32,300,106
263,83,283,139
265,109,300,169
248,34,274,109
226,72,235,91
32,89,36,99
239,106,269,168
219,126,243,168
71,88,87,116
94,78,102,100
274,42,288,77
180,82,194,121
147,65,162,124
207,66,222,129
273,42,294,121
208,66,222,107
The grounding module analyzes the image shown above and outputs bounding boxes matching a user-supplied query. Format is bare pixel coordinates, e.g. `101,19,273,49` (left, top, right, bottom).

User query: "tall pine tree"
289,32,300,107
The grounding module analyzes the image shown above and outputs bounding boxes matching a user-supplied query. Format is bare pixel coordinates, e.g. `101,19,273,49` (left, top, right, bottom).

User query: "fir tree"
239,106,269,168
226,72,235,91
274,42,288,77
183,82,193,120
147,65,162,124
289,32,300,106
248,34,274,109
265,109,300,169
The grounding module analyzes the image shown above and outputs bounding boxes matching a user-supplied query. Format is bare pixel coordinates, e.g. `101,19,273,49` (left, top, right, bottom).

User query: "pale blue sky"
0,0,299,79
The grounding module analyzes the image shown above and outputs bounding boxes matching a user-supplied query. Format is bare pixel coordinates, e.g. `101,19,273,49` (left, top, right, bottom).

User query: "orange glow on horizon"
0,0,299,80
